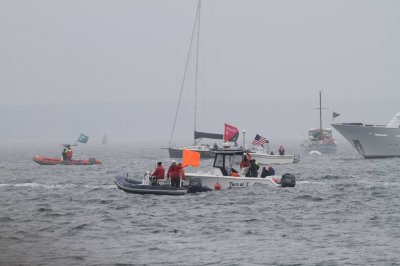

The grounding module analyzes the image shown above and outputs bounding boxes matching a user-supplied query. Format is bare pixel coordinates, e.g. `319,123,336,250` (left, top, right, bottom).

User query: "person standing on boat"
249,159,259,177
178,163,186,181
66,145,73,160
279,146,285,155
240,155,251,176
62,148,67,161
167,160,181,188
152,162,165,180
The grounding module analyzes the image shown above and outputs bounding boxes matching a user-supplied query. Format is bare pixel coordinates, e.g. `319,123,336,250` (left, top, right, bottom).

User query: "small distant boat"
332,113,400,158
249,146,300,165
102,134,108,145
301,91,337,154
33,156,102,165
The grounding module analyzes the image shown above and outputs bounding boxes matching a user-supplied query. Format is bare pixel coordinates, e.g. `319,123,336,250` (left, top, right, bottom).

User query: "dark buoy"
214,182,221,190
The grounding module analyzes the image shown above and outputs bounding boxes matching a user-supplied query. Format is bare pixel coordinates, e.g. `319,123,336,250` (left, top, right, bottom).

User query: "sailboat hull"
168,147,215,158
300,142,337,154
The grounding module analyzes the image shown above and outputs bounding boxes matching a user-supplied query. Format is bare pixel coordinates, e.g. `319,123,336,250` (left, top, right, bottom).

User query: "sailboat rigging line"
168,0,201,146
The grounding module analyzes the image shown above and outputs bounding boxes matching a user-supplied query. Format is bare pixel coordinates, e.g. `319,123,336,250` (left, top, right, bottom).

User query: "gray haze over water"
1,0,399,145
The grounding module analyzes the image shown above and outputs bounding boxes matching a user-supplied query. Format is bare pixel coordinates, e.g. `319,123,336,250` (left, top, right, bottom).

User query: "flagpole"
242,130,246,151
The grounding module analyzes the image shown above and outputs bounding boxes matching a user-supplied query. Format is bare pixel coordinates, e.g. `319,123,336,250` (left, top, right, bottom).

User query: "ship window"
374,133,387,137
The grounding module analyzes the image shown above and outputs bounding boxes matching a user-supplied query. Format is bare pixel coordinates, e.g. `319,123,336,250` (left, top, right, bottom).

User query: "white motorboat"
301,91,337,154
332,113,400,158
249,146,300,165
185,150,296,190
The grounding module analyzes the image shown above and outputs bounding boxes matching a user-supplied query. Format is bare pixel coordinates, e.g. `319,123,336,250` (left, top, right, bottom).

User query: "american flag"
252,134,268,146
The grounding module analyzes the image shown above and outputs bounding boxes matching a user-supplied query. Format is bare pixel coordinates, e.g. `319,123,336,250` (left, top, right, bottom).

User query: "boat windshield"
214,153,234,176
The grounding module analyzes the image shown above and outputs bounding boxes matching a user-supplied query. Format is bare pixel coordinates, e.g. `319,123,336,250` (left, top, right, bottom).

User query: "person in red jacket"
152,162,165,180
279,146,285,156
167,160,181,188
66,145,73,160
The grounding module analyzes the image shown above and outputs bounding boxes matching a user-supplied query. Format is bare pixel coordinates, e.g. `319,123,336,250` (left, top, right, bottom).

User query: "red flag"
224,123,239,142
182,149,200,168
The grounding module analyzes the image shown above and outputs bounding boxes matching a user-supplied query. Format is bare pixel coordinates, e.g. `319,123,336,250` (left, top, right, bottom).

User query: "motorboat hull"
185,173,278,190
332,123,400,158
250,153,300,165
33,156,102,165
114,176,187,195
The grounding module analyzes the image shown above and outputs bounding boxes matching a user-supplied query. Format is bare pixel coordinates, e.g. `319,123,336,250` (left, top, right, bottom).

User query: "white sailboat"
301,91,337,154
168,0,223,159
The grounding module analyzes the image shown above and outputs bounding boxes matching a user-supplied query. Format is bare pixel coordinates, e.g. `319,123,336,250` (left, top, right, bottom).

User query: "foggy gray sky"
1,0,399,145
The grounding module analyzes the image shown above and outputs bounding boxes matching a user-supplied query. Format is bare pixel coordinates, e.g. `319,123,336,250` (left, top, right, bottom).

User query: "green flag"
77,133,89,144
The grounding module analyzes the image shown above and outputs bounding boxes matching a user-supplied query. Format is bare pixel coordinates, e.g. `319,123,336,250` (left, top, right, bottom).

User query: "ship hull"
332,123,400,158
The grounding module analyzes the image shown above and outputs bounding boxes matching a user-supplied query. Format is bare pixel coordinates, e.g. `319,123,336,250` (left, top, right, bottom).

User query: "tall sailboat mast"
193,0,201,145
168,1,201,147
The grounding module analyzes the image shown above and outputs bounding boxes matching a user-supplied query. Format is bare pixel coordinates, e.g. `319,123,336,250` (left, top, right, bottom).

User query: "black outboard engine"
188,177,212,193
280,173,296,187
89,158,96,165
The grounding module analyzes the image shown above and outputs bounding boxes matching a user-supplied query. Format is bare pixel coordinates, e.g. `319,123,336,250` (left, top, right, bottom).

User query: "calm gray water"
1,142,399,266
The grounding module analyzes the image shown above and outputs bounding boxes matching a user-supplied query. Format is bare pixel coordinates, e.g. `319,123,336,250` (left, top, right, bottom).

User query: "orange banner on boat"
182,149,200,168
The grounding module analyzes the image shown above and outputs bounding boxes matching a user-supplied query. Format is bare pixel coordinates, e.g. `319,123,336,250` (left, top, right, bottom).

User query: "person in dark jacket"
267,166,275,176
62,148,67,160
167,160,181,188
249,159,259,177
240,155,250,176
261,167,269,177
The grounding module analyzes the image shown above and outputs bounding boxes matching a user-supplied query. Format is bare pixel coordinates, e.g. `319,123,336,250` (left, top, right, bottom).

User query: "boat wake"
0,183,115,190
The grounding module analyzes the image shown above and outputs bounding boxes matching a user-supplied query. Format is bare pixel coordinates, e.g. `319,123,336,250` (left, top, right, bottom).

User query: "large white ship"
332,113,400,158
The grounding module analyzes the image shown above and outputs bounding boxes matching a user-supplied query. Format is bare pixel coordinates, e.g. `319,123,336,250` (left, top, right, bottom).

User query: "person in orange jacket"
178,163,186,181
